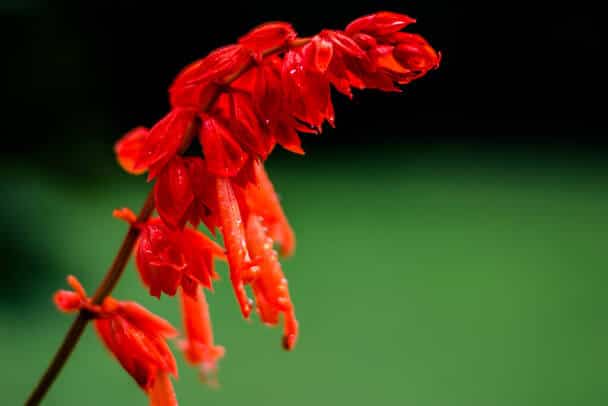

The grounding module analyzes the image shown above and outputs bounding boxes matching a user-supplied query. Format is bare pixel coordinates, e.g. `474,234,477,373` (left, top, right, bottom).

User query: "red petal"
229,92,271,158
179,289,225,371
304,36,334,73
136,221,188,298
136,229,161,297
345,11,416,37
112,207,137,225
94,313,177,391
148,372,178,406
274,121,304,155
247,161,296,256
184,157,221,230
119,301,178,339
114,127,149,175
182,227,224,289
215,177,252,318
322,30,366,58
200,115,248,177
53,291,83,313
171,45,251,90
135,108,196,179
155,157,194,229
239,21,297,54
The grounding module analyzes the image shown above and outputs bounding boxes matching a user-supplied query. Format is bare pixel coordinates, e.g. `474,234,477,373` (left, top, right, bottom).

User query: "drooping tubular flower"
54,276,178,405
245,214,298,350
179,287,225,386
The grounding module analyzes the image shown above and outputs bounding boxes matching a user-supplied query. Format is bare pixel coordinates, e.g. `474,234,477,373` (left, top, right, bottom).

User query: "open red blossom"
54,276,178,397
179,288,225,386
131,216,225,299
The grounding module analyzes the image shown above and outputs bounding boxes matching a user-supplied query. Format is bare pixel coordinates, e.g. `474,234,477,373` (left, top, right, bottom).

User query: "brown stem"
25,190,156,405
25,36,312,405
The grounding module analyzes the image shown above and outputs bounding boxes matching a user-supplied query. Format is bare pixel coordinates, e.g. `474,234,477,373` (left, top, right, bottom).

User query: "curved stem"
25,190,156,405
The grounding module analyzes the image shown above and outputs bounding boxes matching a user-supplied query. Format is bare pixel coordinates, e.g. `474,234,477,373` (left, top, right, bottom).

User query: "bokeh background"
1,0,607,405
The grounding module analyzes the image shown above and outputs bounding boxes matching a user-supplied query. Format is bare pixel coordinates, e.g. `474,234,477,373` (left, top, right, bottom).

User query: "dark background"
1,1,607,405
2,0,606,174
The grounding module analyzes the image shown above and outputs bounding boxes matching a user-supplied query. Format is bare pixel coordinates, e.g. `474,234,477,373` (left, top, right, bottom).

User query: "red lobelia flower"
54,276,178,404
179,287,225,386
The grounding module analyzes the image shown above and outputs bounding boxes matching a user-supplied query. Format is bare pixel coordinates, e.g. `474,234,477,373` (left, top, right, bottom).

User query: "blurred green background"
2,145,607,405
2,0,606,404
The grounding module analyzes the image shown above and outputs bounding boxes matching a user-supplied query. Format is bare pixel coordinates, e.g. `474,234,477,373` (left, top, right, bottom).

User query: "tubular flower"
114,209,225,298
54,276,178,404
246,160,295,257
245,215,298,350
179,288,225,386
109,9,438,396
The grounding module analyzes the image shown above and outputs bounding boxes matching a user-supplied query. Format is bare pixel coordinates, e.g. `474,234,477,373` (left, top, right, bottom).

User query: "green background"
1,145,606,405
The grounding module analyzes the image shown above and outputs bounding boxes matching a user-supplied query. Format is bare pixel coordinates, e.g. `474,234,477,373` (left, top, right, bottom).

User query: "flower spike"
35,11,438,406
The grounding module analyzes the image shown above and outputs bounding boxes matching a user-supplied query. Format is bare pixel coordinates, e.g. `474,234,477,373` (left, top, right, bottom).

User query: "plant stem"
25,190,156,406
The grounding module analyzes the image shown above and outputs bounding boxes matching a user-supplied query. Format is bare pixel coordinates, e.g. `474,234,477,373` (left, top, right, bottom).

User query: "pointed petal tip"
282,333,297,351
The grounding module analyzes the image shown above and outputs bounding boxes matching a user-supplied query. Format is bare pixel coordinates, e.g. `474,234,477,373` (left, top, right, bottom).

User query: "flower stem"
25,190,156,405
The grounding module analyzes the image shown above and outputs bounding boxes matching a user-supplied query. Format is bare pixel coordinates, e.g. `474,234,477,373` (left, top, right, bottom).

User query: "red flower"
133,216,225,299
153,156,219,229
170,45,252,109
245,215,298,350
215,176,254,318
281,46,334,130
199,114,248,178
54,276,178,400
114,126,149,175
179,288,225,386
135,108,197,180
345,12,441,86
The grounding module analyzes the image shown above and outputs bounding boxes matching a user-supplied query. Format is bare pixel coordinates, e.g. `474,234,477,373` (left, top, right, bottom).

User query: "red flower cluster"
56,11,438,405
